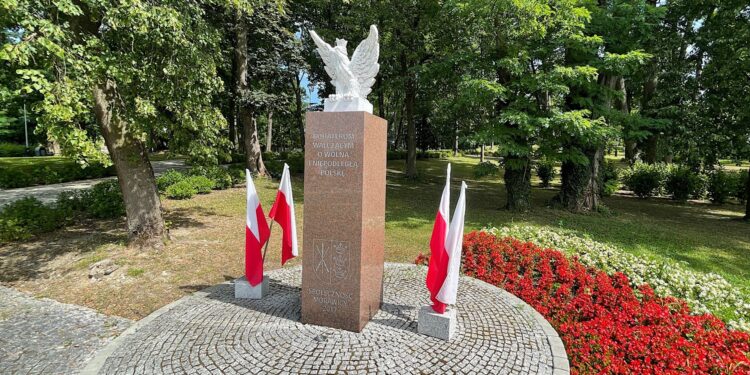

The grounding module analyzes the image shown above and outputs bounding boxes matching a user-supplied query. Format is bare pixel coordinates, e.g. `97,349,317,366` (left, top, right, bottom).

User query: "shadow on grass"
0,218,126,282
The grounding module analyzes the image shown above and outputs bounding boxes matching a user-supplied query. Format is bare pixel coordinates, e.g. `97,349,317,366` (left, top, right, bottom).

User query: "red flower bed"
415,231,750,374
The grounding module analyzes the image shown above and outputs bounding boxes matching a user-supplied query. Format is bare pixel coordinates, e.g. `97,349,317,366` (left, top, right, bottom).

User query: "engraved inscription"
308,132,359,177
310,239,354,313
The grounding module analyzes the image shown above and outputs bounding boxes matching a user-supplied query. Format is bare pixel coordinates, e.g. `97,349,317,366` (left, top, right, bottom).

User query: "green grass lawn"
5,155,748,320
0,156,72,168
383,157,750,292
178,155,750,293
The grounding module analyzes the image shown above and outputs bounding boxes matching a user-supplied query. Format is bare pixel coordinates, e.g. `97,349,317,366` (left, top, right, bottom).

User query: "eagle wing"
309,30,339,84
349,25,380,98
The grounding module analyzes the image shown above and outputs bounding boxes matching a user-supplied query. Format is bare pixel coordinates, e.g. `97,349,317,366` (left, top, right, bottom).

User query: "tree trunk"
643,135,659,164
453,123,459,156
235,15,266,175
480,144,485,163
93,81,167,248
404,74,417,178
556,147,603,213
503,156,531,211
292,74,304,148
265,111,273,153
228,109,237,150
245,116,267,174
624,139,637,164
745,166,750,221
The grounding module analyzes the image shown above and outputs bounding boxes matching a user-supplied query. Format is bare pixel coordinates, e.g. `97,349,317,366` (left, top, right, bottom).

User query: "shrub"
189,166,233,190
0,160,116,188
474,161,499,178
226,164,245,185
185,175,214,194
55,180,125,219
600,160,620,197
487,225,750,331
0,197,68,242
156,170,186,192
0,142,27,157
416,231,750,373
535,160,555,187
78,180,125,218
665,166,706,201
707,170,735,204
264,160,284,179
165,180,197,199
622,162,666,198
286,151,305,173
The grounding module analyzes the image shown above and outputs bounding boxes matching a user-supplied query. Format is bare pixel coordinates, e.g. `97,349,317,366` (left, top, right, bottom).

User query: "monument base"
418,305,457,341
323,96,373,113
234,276,268,299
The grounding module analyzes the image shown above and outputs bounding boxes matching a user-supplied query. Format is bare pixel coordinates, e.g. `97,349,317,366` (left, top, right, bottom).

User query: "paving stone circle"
92,264,567,374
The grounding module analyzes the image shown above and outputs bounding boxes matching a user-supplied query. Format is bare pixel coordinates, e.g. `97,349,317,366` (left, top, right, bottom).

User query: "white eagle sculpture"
309,25,380,113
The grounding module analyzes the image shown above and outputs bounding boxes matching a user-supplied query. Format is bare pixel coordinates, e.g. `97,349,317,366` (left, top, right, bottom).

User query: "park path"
0,286,131,375
0,160,188,207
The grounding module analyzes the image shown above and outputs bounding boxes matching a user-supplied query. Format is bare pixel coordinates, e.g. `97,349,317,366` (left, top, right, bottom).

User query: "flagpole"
262,221,274,262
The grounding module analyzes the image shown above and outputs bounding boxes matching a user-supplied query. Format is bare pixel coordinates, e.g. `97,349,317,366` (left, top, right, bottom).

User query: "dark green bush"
156,170,186,192
0,160,116,188
0,197,68,242
665,166,706,201
600,160,620,197
185,175,214,194
536,160,556,187
386,149,452,160
165,180,197,199
189,166,233,190
622,162,666,198
79,180,125,218
286,151,305,173
707,170,735,204
0,142,28,157
474,161,500,178
56,180,125,219
226,164,245,185
264,160,284,179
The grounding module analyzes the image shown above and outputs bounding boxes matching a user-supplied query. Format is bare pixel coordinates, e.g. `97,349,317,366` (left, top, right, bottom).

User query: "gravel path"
0,160,187,207
0,286,132,375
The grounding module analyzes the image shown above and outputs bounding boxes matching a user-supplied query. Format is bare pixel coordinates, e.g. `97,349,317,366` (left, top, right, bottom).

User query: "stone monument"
301,25,387,332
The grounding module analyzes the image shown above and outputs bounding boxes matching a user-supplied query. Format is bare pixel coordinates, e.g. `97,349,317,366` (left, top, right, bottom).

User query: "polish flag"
269,163,298,265
436,181,467,307
426,164,451,313
245,169,270,286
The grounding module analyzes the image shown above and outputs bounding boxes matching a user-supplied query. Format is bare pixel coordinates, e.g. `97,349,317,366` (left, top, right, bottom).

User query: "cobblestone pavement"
0,286,132,375
0,160,187,207
91,264,568,374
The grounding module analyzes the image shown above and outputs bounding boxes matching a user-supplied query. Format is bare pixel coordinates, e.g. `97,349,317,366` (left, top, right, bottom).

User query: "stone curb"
78,288,208,375
489,282,570,374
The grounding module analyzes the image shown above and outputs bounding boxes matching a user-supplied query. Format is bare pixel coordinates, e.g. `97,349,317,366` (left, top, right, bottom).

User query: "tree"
2,0,234,247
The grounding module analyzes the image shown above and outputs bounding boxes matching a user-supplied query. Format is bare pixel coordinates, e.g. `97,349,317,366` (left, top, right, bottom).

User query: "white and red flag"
426,164,451,313
245,169,270,286
436,181,467,308
269,163,298,265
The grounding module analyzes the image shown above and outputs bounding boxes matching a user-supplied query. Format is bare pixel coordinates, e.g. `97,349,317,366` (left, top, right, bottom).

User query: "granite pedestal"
234,276,268,299
418,305,458,341
300,111,387,332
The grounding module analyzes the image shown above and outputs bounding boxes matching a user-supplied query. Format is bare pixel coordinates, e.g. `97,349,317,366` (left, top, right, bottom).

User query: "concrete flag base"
418,305,457,341
234,276,269,299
